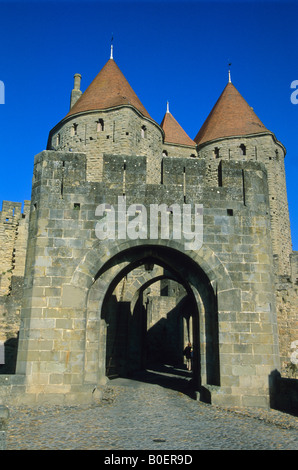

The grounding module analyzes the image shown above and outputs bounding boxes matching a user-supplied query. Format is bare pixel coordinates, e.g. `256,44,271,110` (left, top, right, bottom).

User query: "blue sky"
0,0,297,248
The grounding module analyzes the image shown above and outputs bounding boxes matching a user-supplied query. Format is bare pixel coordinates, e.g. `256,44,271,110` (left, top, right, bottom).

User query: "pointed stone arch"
61,238,237,393
67,238,234,295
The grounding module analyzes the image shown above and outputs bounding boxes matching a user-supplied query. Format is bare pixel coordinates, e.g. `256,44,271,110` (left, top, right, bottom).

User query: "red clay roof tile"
66,59,152,120
160,111,196,147
194,82,269,146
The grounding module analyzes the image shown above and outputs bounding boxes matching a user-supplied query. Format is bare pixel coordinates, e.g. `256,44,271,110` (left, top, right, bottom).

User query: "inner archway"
94,244,220,394
103,268,196,378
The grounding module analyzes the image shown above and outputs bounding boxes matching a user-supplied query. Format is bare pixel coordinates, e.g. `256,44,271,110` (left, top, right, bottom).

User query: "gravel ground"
5,374,298,451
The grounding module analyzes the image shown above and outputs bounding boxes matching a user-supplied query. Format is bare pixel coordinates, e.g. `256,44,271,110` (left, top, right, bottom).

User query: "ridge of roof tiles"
194,82,269,146
66,58,152,120
160,110,196,147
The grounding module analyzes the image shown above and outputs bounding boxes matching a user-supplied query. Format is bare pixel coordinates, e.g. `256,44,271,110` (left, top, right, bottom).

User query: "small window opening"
227,209,233,216
161,285,169,296
214,147,220,158
141,126,147,139
240,144,246,156
71,123,78,136
74,203,80,210
183,166,186,203
56,134,60,146
122,161,126,196
96,119,104,132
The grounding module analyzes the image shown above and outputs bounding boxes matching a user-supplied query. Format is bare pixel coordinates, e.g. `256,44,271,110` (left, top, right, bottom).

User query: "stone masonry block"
217,288,241,312
62,285,86,309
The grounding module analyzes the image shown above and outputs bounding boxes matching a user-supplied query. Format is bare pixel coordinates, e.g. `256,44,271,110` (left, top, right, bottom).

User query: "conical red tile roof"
160,111,196,147
194,82,269,146
66,58,152,120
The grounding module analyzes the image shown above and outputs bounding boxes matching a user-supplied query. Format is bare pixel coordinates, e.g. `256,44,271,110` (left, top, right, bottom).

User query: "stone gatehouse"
0,52,297,407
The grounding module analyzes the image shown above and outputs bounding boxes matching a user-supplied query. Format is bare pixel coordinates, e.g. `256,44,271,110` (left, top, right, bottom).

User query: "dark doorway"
103,267,200,396
98,245,220,396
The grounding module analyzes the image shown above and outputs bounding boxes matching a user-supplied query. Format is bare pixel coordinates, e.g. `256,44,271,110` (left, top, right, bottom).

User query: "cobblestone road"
5,368,298,452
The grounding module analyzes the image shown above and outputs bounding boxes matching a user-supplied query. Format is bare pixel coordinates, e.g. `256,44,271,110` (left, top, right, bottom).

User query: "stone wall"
0,201,30,296
0,406,9,450
275,255,298,375
0,200,30,372
7,147,281,407
198,133,292,276
162,141,197,160
0,137,296,402
47,107,164,184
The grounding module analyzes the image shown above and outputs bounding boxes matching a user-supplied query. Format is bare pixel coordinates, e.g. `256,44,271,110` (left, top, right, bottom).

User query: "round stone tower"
47,55,164,184
194,77,292,275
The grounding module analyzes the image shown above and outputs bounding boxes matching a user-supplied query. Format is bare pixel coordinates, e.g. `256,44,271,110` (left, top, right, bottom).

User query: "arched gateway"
0,51,286,409
84,242,222,392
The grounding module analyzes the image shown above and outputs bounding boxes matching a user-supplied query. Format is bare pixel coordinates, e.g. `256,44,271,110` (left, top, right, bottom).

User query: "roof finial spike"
228,62,232,83
166,100,170,113
110,33,114,60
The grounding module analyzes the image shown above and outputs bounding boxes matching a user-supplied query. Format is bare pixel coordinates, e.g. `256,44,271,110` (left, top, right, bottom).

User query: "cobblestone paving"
5,373,298,451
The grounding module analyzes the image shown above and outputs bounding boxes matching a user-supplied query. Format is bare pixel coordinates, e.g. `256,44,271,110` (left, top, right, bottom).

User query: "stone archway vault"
102,266,192,379
64,239,237,393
